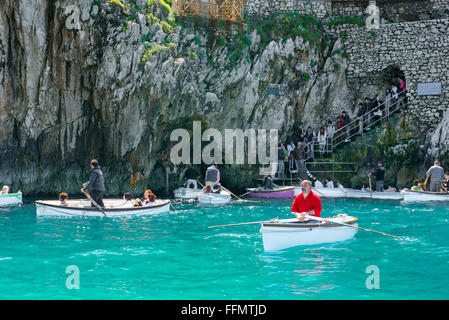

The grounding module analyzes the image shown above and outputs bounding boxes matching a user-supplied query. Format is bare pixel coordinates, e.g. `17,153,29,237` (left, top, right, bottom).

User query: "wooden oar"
423,176,429,191
209,220,272,229
305,215,401,239
82,190,109,217
368,175,373,199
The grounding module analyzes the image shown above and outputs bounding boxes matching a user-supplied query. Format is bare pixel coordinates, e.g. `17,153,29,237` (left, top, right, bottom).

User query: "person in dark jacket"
368,162,385,192
262,175,277,190
277,143,286,178
292,142,306,173
81,159,105,207
357,103,366,134
341,111,351,142
363,97,372,128
184,165,200,189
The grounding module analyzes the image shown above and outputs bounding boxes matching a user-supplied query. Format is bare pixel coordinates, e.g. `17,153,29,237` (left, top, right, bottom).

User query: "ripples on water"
0,198,449,299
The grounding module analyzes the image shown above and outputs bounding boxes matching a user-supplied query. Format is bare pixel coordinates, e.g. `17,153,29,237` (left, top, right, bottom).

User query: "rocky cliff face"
0,0,355,196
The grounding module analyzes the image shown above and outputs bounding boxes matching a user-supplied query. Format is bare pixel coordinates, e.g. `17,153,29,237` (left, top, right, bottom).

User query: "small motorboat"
294,187,346,198
35,198,171,217
173,186,202,199
260,214,358,251
344,188,403,200
401,189,449,202
0,192,23,207
197,190,231,205
247,186,295,199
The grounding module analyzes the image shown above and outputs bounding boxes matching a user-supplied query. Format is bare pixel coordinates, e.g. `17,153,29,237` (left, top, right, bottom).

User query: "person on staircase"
341,111,351,142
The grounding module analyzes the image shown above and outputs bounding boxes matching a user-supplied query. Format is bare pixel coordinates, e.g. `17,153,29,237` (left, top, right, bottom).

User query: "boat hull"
401,189,449,202
197,191,231,205
260,216,358,251
35,199,171,217
247,186,295,199
0,193,23,207
344,189,403,200
294,187,346,198
173,187,202,199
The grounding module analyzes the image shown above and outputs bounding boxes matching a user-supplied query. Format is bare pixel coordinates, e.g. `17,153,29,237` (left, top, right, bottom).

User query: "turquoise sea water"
0,197,449,299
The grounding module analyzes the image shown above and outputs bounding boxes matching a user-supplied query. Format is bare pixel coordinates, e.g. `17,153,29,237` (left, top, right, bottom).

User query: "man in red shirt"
292,180,322,221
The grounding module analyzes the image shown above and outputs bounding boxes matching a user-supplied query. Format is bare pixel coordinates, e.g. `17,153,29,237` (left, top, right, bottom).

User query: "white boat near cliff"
401,189,449,202
35,199,170,217
197,190,231,205
173,186,202,199
260,214,358,251
344,188,403,200
0,192,23,207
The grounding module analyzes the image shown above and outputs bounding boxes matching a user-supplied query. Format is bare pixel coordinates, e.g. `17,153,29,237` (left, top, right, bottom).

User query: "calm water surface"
0,197,448,299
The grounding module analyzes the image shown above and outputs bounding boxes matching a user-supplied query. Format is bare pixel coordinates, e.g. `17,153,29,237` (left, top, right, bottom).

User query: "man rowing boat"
81,159,105,207
426,160,444,192
205,162,220,188
291,180,322,222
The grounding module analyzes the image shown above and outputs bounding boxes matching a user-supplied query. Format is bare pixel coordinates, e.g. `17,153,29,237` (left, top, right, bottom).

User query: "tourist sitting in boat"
205,162,220,187
385,186,398,192
212,184,222,193
314,179,324,188
336,182,344,189
184,165,200,189
261,175,277,190
426,160,444,192
132,198,143,207
142,189,157,206
441,173,449,192
59,192,69,206
0,185,9,194
291,180,322,222
411,179,424,191
203,184,212,193
361,185,370,192
325,178,334,188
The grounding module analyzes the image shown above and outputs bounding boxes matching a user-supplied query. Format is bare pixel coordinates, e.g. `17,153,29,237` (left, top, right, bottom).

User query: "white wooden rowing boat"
260,214,358,251
294,187,346,198
0,192,23,207
344,188,403,200
173,187,203,199
197,190,231,205
35,199,171,217
401,189,449,202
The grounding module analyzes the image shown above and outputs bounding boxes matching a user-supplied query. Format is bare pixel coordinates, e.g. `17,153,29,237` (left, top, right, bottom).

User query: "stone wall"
331,19,449,134
245,0,449,21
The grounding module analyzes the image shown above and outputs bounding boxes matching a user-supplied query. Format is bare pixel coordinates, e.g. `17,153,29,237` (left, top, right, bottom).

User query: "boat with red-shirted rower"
260,214,358,251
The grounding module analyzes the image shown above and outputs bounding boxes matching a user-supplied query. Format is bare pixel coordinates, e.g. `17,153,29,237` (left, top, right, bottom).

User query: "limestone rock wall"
0,0,352,195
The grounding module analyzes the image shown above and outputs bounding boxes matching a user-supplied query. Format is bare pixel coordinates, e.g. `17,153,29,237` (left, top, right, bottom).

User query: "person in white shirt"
317,127,327,157
325,179,334,188
1,185,9,194
314,179,324,188
336,182,344,189
287,141,295,173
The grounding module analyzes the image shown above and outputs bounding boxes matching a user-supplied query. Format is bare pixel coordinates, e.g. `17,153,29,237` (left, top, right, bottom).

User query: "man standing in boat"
291,180,322,221
426,160,445,192
368,162,385,192
205,161,220,189
81,159,105,207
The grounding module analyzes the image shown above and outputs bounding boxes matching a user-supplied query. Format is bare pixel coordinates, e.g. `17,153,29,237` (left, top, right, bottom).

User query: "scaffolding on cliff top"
173,0,246,25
